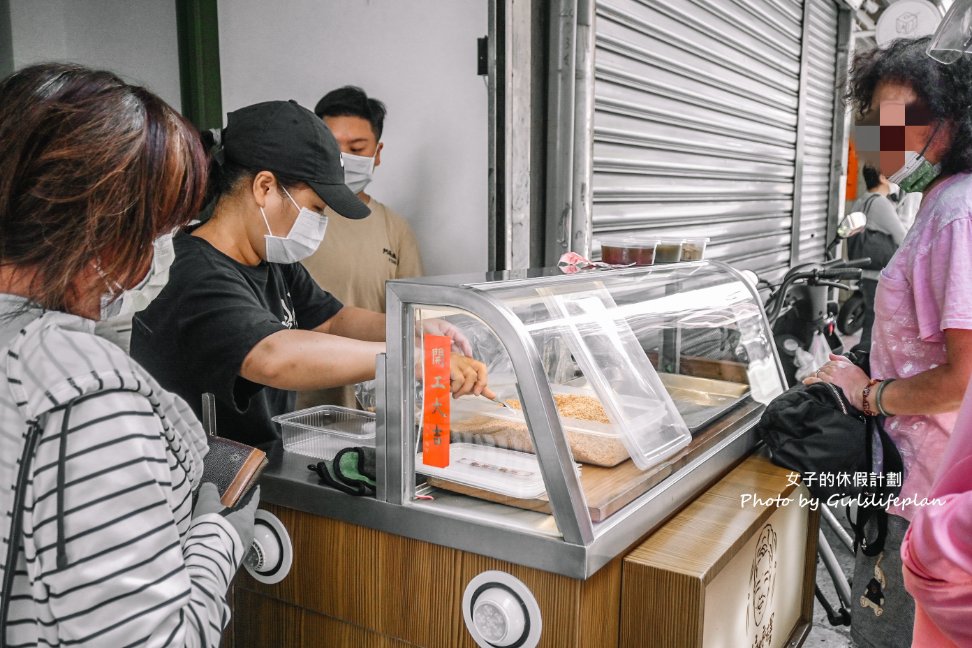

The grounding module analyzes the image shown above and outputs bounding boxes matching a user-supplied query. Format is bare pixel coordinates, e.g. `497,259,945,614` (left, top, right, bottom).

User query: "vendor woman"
131,100,490,446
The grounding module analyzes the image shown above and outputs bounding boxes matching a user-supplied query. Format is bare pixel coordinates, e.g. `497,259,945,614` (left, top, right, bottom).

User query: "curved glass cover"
402,261,783,532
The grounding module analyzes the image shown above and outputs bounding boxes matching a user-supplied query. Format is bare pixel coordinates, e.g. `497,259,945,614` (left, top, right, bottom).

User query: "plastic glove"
422,318,473,356
193,482,260,554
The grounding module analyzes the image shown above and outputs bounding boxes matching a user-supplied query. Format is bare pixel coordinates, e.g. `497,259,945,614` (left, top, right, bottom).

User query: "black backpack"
846,195,898,271
755,380,903,555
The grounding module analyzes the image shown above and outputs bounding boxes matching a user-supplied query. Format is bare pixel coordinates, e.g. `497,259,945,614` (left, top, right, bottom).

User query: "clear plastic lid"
538,283,691,470
597,234,659,249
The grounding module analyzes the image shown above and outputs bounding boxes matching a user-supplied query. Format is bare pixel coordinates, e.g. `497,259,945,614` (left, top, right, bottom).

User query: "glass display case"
373,260,785,577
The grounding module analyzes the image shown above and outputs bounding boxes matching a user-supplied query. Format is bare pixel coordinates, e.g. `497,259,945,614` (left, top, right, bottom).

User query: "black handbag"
755,380,903,555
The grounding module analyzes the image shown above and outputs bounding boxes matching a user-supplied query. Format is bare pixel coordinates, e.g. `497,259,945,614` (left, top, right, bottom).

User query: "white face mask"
99,233,176,320
261,186,328,264
341,150,377,194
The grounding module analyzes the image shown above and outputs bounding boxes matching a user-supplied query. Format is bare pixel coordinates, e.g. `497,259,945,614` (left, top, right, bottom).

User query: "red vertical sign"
422,334,451,467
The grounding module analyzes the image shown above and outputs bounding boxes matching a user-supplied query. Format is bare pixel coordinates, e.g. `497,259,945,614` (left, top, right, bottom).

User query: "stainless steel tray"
659,373,750,433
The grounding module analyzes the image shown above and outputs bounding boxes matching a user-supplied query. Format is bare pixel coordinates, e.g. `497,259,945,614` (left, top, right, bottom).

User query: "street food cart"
231,260,819,648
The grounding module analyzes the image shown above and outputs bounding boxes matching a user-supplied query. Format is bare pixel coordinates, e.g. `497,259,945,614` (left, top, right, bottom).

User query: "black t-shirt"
131,230,342,446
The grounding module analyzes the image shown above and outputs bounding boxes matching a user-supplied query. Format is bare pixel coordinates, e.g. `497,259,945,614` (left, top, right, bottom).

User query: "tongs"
482,394,512,410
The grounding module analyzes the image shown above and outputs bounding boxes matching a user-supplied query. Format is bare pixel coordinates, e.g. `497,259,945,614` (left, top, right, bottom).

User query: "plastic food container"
680,237,709,261
653,239,684,263
417,444,550,499
451,385,667,467
272,405,376,460
598,235,657,266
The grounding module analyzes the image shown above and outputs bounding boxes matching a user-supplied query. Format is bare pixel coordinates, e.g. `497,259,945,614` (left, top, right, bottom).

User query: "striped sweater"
0,304,244,647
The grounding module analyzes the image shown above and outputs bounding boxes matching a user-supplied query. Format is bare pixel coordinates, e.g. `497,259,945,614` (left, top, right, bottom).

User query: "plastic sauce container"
653,239,684,263
680,237,709,261
598,236,657,266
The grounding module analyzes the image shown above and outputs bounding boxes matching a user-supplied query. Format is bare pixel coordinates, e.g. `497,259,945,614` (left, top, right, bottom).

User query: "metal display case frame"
372,260,784,577
257,261,784,579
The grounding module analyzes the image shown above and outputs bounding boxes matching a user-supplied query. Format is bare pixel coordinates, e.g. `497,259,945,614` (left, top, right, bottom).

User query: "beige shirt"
298,198,423,409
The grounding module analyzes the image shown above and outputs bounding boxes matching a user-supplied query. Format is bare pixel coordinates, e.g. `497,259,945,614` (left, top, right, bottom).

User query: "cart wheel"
838,292,866,335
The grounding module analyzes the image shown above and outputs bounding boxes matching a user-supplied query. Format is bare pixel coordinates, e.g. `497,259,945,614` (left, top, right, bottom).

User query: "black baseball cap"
223,100,370,219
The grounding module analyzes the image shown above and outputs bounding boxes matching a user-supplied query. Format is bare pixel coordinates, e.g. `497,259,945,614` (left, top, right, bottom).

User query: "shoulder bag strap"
1,320,44,648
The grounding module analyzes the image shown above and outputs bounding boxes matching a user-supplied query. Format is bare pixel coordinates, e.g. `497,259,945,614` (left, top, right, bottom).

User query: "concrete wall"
217,0,489,276
5,0,181,108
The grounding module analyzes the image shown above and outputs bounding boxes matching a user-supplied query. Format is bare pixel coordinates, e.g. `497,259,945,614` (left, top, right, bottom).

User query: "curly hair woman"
0,64,257,647
804,36,972,648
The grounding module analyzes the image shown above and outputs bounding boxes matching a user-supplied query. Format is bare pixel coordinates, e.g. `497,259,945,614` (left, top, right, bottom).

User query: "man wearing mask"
299,86,424,409
848,164,907,351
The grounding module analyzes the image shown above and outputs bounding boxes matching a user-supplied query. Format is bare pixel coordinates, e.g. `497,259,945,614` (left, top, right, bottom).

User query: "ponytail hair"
199,125,301,215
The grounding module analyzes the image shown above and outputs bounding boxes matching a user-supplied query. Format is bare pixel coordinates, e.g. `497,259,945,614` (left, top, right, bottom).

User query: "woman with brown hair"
0,63,256,647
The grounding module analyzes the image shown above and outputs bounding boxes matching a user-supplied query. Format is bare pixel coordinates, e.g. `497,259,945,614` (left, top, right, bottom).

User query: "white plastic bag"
793,331,830,382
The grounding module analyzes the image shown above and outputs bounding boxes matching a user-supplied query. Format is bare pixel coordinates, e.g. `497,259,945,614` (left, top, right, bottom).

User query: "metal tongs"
482,394,512,410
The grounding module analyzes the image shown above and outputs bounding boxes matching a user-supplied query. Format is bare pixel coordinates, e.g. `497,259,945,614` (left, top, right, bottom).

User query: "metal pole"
569,0,595,260
818,530,853,608
826,6,855,246
487,0,505,271
790,0,815,266
507,0,535,270
821,502,854,553
544,0,578,265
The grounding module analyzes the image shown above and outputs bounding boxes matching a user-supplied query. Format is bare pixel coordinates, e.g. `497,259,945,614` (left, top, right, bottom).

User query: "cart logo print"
747,524,778,648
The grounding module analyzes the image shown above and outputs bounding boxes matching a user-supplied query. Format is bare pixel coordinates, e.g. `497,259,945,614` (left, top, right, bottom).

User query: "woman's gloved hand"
193,482,260,553
422,318,473,356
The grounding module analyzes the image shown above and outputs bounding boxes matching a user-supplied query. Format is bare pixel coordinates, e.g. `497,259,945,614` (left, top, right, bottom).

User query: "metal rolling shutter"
796,0,841,264
591,0,840,284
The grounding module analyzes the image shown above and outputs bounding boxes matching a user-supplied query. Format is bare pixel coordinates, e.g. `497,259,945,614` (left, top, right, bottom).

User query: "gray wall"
217,0,489,276
6,0,181,108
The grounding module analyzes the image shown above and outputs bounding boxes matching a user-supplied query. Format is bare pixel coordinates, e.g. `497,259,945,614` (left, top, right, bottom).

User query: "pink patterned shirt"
871,172,972,520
